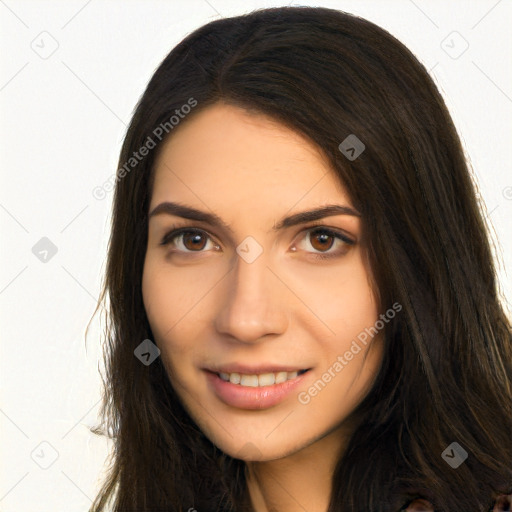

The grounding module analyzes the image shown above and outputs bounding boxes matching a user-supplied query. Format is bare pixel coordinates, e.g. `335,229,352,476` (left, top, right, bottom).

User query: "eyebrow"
148,202,360,232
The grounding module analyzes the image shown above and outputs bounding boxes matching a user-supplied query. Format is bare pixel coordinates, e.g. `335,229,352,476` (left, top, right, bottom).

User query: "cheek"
143,257,197,333
142,262,168,335
306,282,383,419
142,251,226,324
142,260,209,373
299,257,378,340
142,261,186,353
300,257,382,393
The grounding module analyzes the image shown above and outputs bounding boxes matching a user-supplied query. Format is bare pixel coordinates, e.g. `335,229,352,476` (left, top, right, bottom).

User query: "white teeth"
275,371,288,384
258,373,275,386
229,372,241,384
217,370,305,387
240,374,259,387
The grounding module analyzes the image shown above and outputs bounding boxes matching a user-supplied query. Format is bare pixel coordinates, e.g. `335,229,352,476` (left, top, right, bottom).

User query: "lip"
204,364,309,374
204,369,311,410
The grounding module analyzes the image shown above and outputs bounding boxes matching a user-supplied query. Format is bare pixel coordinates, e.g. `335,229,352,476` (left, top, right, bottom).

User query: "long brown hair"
88,6,512,511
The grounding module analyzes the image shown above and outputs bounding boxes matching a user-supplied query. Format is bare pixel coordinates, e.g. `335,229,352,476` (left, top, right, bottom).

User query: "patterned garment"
402,493,512,511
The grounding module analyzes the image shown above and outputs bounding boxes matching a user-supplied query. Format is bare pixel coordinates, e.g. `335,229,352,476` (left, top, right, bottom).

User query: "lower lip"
204,370,310,410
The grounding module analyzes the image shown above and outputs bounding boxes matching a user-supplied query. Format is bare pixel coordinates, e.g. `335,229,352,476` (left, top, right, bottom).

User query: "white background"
1,1,511,510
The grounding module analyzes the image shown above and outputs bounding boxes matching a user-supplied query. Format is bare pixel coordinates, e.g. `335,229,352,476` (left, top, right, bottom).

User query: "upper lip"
204,364,311,374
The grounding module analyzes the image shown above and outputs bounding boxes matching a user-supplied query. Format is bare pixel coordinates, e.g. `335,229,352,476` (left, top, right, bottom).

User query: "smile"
204,368,311,409
218,369,308,387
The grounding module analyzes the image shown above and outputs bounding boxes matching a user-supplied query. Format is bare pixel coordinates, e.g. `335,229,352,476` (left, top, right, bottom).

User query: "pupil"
185,233,205,250
312,232,333,251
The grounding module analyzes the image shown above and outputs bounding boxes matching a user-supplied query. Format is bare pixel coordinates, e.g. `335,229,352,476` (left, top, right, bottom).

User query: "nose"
214,250,289,344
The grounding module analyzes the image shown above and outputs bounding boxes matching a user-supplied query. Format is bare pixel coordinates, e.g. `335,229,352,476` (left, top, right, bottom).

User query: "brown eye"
294,227,355,260
309,230,335,252
182,231,208,251
160,228,219,253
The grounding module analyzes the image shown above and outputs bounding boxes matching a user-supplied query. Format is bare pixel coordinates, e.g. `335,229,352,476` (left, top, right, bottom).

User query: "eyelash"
159,225,355,260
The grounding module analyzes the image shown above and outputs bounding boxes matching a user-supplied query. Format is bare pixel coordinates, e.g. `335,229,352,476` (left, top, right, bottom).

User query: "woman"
88,6,512,512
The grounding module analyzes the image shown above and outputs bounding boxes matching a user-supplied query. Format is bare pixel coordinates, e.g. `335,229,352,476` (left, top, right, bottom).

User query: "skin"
142,102,385,512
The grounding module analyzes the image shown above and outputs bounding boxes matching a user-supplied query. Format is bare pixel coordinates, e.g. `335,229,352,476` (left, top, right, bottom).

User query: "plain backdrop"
1,1,511,510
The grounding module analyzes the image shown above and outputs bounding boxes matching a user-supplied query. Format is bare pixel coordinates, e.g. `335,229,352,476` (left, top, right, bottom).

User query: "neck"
245,424,349,512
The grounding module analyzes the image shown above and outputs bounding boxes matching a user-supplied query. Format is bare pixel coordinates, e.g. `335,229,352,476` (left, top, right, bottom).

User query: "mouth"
203,368,312,410
212,368,310,387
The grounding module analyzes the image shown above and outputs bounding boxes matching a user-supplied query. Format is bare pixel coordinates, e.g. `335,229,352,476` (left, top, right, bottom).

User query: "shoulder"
491,493,512,511
401,498,433,511
401,493,512,511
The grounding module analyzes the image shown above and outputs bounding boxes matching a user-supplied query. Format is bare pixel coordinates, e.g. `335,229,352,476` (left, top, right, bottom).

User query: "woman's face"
142,102,384,460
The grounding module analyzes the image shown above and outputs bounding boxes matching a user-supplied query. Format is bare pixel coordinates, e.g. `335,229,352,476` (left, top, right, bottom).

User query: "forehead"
150,102,351,211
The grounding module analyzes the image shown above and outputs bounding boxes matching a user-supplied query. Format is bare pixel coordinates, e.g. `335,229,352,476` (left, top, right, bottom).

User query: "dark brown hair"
87,6,512,511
